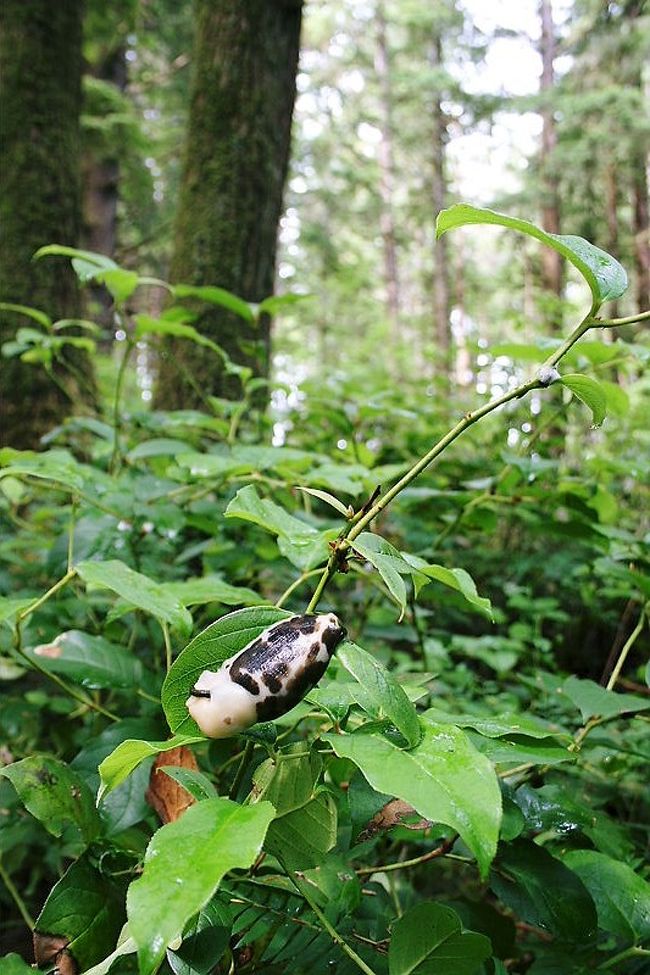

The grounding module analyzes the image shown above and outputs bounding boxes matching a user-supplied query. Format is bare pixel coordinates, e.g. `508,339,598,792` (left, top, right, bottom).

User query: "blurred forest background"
1,0,648,437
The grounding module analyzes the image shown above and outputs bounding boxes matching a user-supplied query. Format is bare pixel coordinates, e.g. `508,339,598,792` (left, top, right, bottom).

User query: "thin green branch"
598,945,650,970
110,339,135,474
606,608,646,691
290,872,378,975
229,740,254,800
276,569,323,609
356,835,457,876
162,621,173,672
0,857,34,930
595,308,650,327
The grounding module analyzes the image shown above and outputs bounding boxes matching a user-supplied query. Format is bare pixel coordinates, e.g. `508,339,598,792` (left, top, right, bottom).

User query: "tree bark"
633,160,650,312
155,0,302,408
375,2,401,360
430,32,451,381
0,0,90,448
538,0,563,314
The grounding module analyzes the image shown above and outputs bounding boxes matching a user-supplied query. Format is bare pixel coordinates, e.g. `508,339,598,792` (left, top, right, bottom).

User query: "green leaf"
173,283,255,322
97,734,204,801
338,641,421,747
25,630,143,690
225,484,331,570
563,850,650,943
162,606,292,735
0,447,101,492
559,374,608,426
422,708,568,740
436,204,627,312
161,576,265,609
134,315,230,365
251,745,322,817
158,766,218,802
0,756,100,844
127,438,194,460
0,956,35,975
296,485,351,517
257,292,313,316
0,596,34,626
412,562,493,619
350,532,426,615
490,839,597,943
35,858,125,972
560,675,650,721
265,791,338,870
389,902,492,975
34,243,118,270
76,559,192,634
94,268,139,302
468,733,574,767
325,714,502,877
0,302,52,328
127,797,275,975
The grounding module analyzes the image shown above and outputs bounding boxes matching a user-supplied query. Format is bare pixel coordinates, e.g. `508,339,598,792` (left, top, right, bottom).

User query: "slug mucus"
186,613,346,738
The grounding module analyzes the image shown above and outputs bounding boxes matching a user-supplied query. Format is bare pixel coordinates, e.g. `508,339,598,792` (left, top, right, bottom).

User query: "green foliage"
1,219,648,975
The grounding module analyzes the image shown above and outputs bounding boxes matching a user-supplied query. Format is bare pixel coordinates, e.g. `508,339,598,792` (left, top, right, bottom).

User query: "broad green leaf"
225,484,331,570
173,283,255,322
563,850,650,943
35,858,125,972
560,675,650,722
296,485,351,517
389,902,492,975
265,791,338,870
251,745,322,817
95,268,139,302
97,734,204,801
134,315,231,366
0,447,102,492
600,379,630,417
559,374,608,426
411,562,493,619
351,532,427,615
490,839,597,943
0,596,34,625
0,956,34,975
78,927,137,975
0,302,52,328
257,292,313,316
127,797,275,975
468,733,573,767
422,708,568,740
162,606,291,735
159,766,218,802
161,576,265,608
0,756,100,844
76,559,192,634
338,641,421,747
25,630,143,690
436,204,627,312
127,438,194,460
34,243,117,270
325,714,502,876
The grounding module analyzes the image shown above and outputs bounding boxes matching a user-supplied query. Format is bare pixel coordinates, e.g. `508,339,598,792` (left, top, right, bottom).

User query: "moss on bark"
155,0,302,408
0,0,92,447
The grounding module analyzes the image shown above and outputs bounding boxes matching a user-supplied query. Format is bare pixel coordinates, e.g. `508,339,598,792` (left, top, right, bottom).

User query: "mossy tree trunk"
0,0,93,448
155,0,303,409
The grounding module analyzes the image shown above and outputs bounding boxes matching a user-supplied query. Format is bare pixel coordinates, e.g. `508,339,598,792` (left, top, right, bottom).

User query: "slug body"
186,613,346,738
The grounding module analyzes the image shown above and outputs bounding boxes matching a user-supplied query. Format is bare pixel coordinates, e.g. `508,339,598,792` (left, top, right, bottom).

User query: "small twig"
161,622,173,672
229,740,254,800
606,608,646,691
276,569,323,609
0,856,35,930
355,835,457,876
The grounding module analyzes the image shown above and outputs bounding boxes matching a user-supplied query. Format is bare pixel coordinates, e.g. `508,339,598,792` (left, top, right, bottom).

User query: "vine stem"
0,856,34,930
229,740,254,800
13,568,118,721
356,835,457,876
306,314,596,613
110,338,135,475
290,871,377,975
598,945,650,970
596,308,650,327
606,608,646,691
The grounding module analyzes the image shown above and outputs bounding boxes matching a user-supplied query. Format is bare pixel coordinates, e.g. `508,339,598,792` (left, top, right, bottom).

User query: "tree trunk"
0,0,90,448
375,2,401,361
430,32,451,382
538,0,563,316
633,160,650,312
604,164,620,319
155,0,302,409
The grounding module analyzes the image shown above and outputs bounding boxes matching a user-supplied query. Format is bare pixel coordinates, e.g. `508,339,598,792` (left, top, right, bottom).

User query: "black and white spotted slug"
186,613,346,738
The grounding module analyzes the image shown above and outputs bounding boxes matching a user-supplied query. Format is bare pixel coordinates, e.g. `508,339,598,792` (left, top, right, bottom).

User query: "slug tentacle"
185,612,345,738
